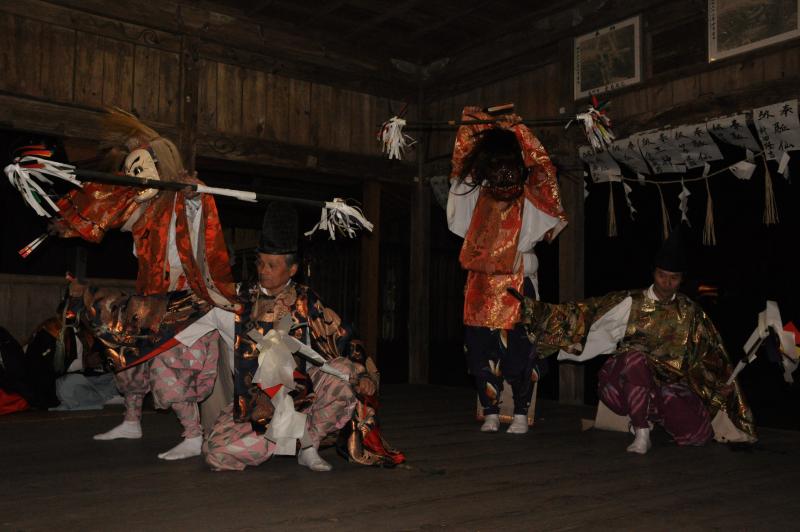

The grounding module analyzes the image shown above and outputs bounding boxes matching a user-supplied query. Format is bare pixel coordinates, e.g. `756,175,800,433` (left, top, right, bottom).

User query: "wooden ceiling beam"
245,0,276,16
410,0,492,38
341,0,426,40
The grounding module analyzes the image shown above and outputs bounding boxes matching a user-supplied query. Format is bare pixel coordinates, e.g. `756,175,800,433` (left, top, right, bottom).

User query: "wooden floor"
1,384,798,531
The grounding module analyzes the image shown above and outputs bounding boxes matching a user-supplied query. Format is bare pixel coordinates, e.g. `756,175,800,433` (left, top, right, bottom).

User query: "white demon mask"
124,148,160,202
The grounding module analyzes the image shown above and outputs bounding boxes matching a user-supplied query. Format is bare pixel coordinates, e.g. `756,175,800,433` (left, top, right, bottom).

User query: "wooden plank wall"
0,2,408,160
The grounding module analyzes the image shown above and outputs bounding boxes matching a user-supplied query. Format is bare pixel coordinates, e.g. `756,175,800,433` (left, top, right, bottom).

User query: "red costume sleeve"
53,183,140,243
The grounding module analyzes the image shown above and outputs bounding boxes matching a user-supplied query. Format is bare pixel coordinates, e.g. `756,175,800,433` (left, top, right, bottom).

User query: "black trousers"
464,278,542,416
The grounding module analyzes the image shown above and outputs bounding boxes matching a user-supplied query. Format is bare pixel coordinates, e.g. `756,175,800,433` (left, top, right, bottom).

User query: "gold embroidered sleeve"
520,291,631,356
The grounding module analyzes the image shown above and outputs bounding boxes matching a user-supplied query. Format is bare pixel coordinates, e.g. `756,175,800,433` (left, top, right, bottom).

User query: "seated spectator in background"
52,321,122,411
13,298,122,412
22,303,73,409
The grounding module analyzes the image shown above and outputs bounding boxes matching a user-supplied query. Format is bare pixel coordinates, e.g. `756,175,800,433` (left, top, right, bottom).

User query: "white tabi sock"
480,414,500,432
93,420,142,441
157,436,203,461
627,427,652,454
298,446,332,472
506,414,529,434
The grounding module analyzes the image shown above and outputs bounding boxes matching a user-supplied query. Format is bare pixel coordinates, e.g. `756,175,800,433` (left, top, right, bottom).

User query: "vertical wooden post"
408,84,430,383
179,35,200,173
359,180,381,359
557,37,586,405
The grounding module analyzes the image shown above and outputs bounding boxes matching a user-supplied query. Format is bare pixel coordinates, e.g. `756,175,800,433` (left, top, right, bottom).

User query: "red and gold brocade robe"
447,107,567,330
53,182,238,311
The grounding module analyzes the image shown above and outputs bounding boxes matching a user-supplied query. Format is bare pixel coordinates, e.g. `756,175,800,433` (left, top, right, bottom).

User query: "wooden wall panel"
157,50,180,124
216,62,242,135
345,90,368,155
101,37,134,109
133,45,161,120
670,76,700,107
0,13,14,93
310,83,334,148
74,32,104,107
241,68,267,137
287,78,311,146
265,73,289,141
10,17,42,96
97,38,134,109
40,25,75,103
197,58,218,131
331,88,352,153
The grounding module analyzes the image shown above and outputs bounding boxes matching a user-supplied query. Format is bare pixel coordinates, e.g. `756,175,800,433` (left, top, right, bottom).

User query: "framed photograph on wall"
574,16,641,100
708,0,800,62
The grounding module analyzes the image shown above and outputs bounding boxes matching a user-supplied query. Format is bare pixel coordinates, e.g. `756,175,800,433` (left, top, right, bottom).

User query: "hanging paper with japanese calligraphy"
608,138,650,175
673,123,724,169
707,113,761,152
579,145,622,182
635,129,687,174
753,100,800,173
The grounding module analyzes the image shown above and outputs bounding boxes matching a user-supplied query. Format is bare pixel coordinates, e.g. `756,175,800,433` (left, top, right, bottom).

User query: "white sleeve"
522,252,540,300
446,179,480,238
518,198,564,252
557,296,633,362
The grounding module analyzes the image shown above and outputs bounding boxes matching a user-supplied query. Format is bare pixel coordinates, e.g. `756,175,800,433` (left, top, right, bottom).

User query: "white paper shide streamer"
570,106,615,152
248,315,348,455
378,116,416,160
678,178,691,227
4,156,82,218
622,182,636,220
305,199,374,240
736,301,799,384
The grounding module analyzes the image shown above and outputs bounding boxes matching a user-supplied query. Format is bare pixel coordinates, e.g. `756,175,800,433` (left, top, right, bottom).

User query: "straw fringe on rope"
703,179,716,246
761,157,779,225
600,151,786,238
607,182,617,237
656,183,671,241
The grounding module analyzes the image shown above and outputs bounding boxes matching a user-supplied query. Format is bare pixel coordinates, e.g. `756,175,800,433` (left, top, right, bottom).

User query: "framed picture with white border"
708,0,800,62
574,16,641,100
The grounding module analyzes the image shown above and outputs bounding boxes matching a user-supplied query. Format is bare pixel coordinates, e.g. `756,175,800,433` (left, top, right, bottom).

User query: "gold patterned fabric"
521,290,756,438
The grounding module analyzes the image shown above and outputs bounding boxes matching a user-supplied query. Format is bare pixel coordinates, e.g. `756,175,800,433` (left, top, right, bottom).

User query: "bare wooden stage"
1,384,798,531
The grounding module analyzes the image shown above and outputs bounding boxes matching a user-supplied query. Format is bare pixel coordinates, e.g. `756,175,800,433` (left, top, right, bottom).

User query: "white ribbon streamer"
246,314,350,455
305,199,374,240
4,156,82,217
378,116,416,160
